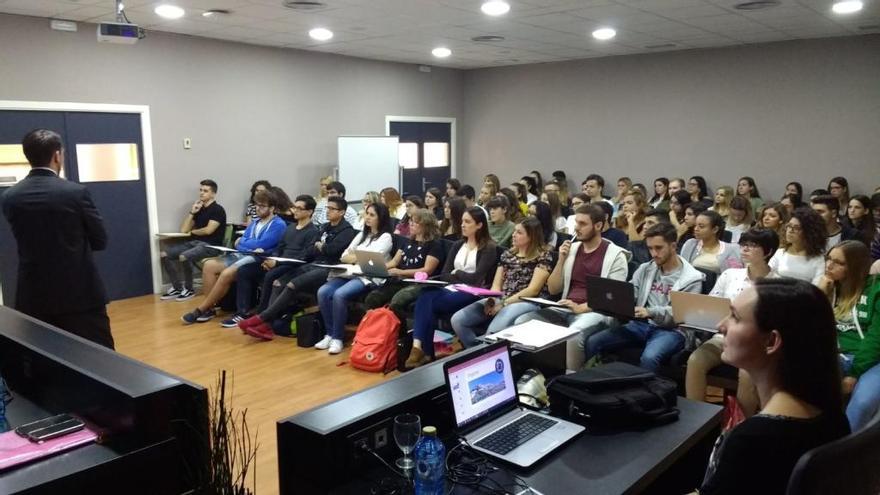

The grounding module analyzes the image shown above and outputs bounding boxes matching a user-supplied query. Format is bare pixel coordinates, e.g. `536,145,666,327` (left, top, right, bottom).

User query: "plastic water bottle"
413,426,446,495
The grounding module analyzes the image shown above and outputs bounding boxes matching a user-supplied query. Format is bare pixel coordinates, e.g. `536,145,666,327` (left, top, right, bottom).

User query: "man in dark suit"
1,129,114,349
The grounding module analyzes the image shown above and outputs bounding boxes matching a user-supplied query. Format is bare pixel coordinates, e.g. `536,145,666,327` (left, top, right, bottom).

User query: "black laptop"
585,276,638,320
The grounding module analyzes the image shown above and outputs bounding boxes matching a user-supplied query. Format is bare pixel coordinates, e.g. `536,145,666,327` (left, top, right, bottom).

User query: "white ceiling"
1,0,877,68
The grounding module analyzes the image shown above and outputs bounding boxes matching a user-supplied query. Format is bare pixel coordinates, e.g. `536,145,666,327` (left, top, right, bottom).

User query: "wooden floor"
108,294,392,495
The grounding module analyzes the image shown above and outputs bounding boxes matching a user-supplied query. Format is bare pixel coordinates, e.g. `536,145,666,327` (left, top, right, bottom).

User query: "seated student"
424,187,445,221
668,177,686,196
843,195,876,247
581,174,613,209
514,204,631,370
669,190,692,238
529,200,558,247
828,176,850,220
307,203,394,354
737,176,764,215
460,185,488,217
811,194,859,252
486,196,515,248
611,177,633,216
685,228,779,414
628,208,669,265
585,223,703,371
510,182,530,216
780,192,803,214
541,191,567,233
403,207,498,369
238,196,358,336
354,191,380,231
677,202,705,251
815,241,880,432
482,173,501,196
688,175,710,203
243,180,270,226
724,196,753,244
615,188,648,241
160,179,227,302
698,278,850,495
759,201,789,246
680,210,744,275
784,181,804,202
440,197,466,241
769,207,826,285
498,187,526,223
394,195,424,238
270,186,297,223
529,170,544,193
649,177,670,210
312,181,358,226
710,186,734,220
520,176,539,204
223,195,319,328
478,182,497,207
445,178,461,199
181,189,286,324
381,187,406,220
872,193,880,261
564,193,589,236
593,200,628,248
364,209,443,317
544,179,571,217
451,218,553,347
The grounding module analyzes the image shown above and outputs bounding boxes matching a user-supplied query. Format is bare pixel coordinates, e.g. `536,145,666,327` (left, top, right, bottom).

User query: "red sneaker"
243,322,275,341
238,315,263,333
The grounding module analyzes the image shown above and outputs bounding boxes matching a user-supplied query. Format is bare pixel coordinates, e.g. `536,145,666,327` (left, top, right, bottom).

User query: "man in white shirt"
582,174,614,210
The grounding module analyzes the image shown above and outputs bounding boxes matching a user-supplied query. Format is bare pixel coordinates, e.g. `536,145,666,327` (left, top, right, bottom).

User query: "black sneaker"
220,314,246,328
160,288,182,301
181,308,204,325
195,308,216,323
175,289,195,302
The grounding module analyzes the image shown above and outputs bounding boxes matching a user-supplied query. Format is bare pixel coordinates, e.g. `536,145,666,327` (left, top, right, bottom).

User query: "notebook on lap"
443,341,584,467
671,291,730,333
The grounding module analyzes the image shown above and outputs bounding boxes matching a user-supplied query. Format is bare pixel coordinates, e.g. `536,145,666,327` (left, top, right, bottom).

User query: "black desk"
0,306,208,494
278,344,722,494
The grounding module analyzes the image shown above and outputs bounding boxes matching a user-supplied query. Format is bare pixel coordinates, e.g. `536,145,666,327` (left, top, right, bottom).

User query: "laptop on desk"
443,341,584,468
671,291,730,334
354,250,391,278
585,276,639,321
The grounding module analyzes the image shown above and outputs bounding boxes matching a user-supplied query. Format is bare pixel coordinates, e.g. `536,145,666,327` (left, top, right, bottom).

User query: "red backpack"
350,307,400,374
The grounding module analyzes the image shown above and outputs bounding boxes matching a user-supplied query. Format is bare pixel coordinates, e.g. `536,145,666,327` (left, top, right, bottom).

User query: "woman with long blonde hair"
615,188,647,241
711,186,735,219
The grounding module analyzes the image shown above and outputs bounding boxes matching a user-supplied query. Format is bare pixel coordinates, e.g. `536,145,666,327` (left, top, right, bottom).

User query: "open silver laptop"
354,250,390,278
443,341,584,467
671,291,730,333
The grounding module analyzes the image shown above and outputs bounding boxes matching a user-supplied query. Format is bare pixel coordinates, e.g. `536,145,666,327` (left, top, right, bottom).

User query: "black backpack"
547,362,679,429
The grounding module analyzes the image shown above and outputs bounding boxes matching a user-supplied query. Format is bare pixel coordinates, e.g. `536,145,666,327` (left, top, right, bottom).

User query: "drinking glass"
393,413,421,470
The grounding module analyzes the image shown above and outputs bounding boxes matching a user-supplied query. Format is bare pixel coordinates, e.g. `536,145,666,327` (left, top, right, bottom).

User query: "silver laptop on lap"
354,250,391,277
442,341,584,467
671,291,730,333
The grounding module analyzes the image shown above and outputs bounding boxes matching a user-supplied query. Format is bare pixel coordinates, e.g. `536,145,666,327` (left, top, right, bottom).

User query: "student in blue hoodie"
182,188,286,324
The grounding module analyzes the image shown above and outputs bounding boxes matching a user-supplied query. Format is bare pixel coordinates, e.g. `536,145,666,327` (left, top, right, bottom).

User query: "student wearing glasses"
313,181,358,226
685,228,779,414
688,176,710,203
768,207,826,285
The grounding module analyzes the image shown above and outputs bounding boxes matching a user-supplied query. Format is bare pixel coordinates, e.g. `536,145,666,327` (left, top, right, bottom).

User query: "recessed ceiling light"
592,27,616,40
481,1,510,16
154,4,185,19
832,0,863,14
432,47,452,58
309,27,334,41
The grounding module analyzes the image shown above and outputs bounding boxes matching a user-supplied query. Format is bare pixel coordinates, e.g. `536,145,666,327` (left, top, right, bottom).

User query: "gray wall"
462,35,880,200
0,13,464,229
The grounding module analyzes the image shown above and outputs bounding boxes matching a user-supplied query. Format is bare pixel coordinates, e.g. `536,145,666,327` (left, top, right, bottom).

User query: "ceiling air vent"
733,0,781,10
471,35,506,42
282,1,328,11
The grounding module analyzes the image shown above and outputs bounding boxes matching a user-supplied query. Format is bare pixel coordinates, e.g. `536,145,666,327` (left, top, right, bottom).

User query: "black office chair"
786,408,880,495
695,267,717,295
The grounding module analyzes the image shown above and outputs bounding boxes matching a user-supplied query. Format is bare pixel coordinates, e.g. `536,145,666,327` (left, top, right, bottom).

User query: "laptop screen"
445,345,517,430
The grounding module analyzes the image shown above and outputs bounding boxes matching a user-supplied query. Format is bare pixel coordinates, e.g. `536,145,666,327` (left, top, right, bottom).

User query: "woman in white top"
686,228,779,415
564,193,589,236
315,202,394,354
725,196,754,244
768,207,827,285
354,191,380,231
541,191,568,233
380,187,406,220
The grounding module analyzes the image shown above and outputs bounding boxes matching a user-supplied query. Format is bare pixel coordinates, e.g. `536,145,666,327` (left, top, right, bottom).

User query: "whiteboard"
337,136,399,203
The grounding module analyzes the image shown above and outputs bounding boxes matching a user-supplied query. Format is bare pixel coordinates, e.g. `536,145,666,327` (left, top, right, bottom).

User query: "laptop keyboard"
475,414,558,455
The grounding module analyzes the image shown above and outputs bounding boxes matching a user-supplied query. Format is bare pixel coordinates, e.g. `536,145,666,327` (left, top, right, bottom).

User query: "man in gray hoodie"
514,204,631,369
585,222,704,371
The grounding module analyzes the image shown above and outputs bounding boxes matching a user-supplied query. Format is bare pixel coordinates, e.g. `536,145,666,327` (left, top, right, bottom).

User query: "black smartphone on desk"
15,413,85,442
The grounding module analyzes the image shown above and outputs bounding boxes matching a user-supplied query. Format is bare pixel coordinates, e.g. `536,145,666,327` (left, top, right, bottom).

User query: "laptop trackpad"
537,438,560,453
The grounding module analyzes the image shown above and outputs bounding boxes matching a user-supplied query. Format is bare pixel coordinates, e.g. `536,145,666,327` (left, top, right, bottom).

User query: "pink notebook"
450,284,503,297
0,427,98,471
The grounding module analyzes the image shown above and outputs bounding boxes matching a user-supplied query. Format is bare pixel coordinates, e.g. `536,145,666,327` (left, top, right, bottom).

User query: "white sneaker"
314,335,333,350
328,339,344,355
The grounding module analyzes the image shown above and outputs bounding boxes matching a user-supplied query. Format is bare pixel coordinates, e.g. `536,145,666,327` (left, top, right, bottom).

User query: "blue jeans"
847,362,880,432
585,319,685,371
412,289,479,357
317,278,369,340
450,300,540,348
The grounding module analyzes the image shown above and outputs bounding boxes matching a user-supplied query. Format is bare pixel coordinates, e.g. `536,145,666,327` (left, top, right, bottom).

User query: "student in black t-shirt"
364,209,444,320
160,179,227,301
699,278,850,495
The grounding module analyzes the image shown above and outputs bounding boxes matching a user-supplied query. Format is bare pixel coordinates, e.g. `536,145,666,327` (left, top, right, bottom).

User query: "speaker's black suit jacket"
2,168,108,316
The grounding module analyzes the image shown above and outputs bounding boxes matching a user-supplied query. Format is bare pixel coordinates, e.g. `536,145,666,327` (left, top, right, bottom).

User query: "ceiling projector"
97,22,141,44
